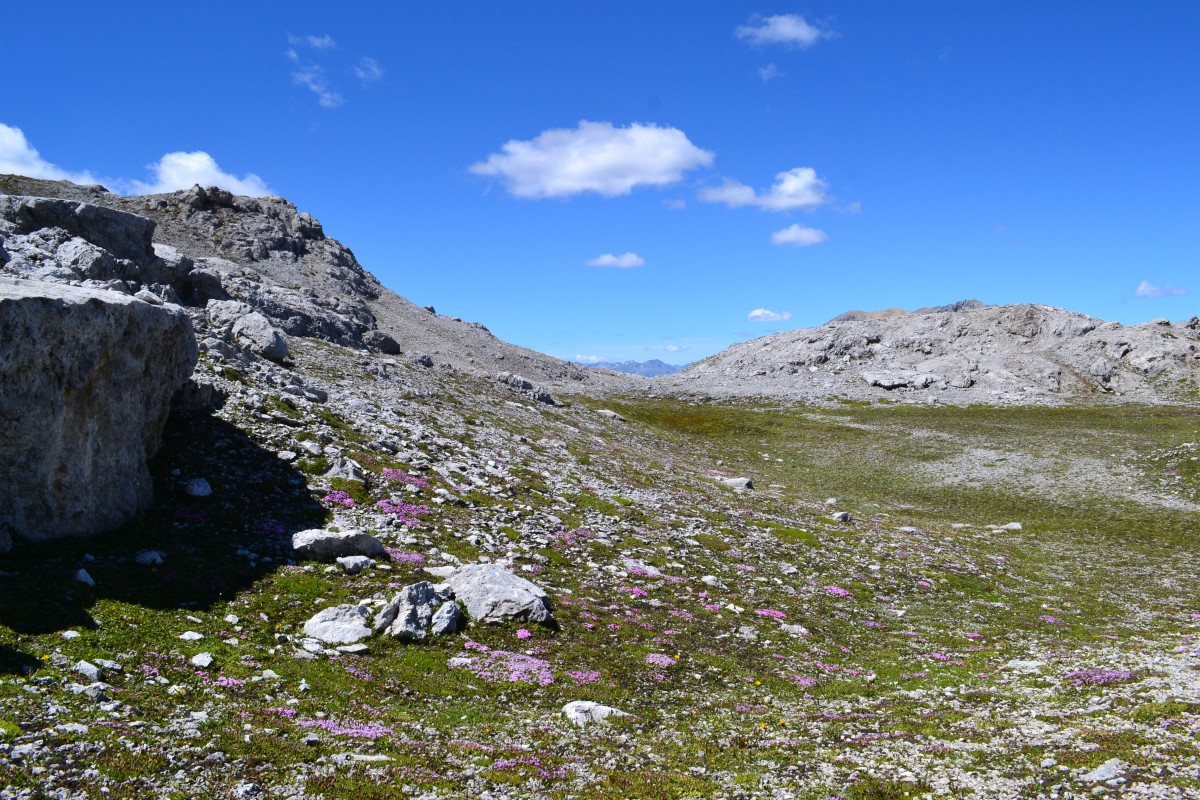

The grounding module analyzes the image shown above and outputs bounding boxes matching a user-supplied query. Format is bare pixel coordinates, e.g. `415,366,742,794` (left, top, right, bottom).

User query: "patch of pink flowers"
644,653,675,668
323,490,356,508
823,585,851,598
382,468,430,488
755,608,787,619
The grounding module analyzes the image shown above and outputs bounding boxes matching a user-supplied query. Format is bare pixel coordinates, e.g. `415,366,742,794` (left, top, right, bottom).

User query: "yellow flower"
754,680,761,686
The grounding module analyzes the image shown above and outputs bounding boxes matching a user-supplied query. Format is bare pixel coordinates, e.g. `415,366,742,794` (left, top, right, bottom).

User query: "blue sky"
3,3,1197,364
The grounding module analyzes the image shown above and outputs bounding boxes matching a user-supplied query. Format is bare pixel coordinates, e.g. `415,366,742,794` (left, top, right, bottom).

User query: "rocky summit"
1,176,1199,800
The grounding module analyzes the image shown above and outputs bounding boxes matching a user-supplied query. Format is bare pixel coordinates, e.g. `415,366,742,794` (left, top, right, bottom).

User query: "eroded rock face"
0,277,197,552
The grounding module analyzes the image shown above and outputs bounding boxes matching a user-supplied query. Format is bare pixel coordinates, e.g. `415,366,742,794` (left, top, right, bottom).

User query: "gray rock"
303,604,372,644
74,660,103,682
830,511,852,523
292,529,385,561
443,563,553,625
375,581,446,640
717,476,754,491
74,568,95,587
562,700,629,726
0,195,155,264
336,555,374,575
409,352,434,368
596,409,626,421
1081,758,1125,782
0,277,197,550
363,330,401,354
185,478,212,497
431,600,463,636
231,782,264,800
134,549,165,566
232,311,288,361
190,652,214,668
495,372,558,405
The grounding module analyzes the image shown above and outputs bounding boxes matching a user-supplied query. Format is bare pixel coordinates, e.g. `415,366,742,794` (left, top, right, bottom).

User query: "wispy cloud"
0,123,98,184
1135,280,1190,298
355,56,384,84
701,167,827,211
470,120,714,199
759,63,780,82
586,252,645,268
771,224,827,247
736,14,829,48
574,354,605,363
747,308,793,322
286,33,380,107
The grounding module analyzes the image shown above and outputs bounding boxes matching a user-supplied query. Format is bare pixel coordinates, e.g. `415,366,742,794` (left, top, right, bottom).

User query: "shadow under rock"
0,412,326,635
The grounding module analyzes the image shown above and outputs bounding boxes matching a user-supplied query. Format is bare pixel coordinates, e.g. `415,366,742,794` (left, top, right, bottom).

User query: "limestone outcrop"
0,277,197,552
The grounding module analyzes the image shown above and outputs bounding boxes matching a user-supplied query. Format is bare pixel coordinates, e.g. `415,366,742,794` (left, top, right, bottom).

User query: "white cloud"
736,14,828,48
0,123,97,184
1135,280,1190,298
129,151,271,196
664,344,689,353
700,166,827,211
470,120,714,199
759,63,780,82
574,354,605,363
355,56,384,83
0,124,270,197
747,308,793,323
586,252,645,268
771,224,827,247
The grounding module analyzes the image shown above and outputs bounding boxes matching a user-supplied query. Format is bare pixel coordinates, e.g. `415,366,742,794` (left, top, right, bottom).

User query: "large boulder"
0,195,156,264
291,529,385,561
443,563,554,625
0,277,197,552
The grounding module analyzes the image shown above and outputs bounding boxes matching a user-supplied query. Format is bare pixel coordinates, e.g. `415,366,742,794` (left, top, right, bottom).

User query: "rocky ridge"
672,301,1200,405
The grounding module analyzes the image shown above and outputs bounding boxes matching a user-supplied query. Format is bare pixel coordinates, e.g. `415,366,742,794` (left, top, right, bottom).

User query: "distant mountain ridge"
582,359,685,377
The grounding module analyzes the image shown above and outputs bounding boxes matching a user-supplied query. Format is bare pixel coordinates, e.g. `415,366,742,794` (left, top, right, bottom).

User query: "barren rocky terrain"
2,178,1200,800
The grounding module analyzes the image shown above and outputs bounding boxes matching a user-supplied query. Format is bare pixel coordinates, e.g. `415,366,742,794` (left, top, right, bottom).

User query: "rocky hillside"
0,175,631,391
672,301,1200,405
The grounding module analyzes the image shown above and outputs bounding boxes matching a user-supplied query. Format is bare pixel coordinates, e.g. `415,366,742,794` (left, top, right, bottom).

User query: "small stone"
1081,758,1125,783
562,700,629,726
94,658,122,672
831,511,852,523
74,660,103,682
223,614,240,624
231,782,264,800
134,549,165,566
74,568,95,587
717,476,754,491
190,653,214,668
335,643,369,655
336,555,374,575
595,409,626,421
180,631,204,641
61,630,81,640
277,451,297,462
303,604,372,644
185,478,212,497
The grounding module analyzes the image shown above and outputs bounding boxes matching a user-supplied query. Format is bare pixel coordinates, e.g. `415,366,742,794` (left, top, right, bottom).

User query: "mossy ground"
3,382,1200,798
